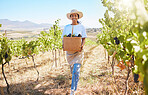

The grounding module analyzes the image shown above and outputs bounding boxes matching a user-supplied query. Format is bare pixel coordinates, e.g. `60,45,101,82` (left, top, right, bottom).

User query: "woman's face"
70,13,79,22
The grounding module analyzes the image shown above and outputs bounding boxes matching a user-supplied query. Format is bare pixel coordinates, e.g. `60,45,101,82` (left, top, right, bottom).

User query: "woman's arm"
81,38,85,48
79,38,85,52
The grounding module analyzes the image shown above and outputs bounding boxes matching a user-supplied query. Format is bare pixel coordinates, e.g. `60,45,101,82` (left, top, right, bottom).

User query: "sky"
0,0,107,28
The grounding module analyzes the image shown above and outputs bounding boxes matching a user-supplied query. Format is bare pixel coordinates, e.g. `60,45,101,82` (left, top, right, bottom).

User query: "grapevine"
0,19,63,94
0,35,12,94
98,0,148,94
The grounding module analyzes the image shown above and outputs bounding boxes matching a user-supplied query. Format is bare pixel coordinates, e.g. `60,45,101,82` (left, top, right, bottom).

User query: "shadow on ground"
2,73,71,95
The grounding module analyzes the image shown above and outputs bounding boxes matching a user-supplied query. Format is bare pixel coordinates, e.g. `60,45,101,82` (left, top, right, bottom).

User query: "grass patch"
79,76,98,87
85,38,98,45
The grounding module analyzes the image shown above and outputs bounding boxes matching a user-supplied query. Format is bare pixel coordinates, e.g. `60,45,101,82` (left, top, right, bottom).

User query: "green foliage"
52,19,62,50
38,19,62,51
22,40,40,57
98,0,148,93
9,39,26,57
0,36,12,64
0,19,62,61
85,38,97,45
0,19,63,93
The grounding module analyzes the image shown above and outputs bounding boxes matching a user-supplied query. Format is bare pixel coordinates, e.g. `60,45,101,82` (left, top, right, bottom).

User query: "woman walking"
61,9,87,95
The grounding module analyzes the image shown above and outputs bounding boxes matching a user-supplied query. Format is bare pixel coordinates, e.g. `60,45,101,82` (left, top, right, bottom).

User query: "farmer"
61,9,87,95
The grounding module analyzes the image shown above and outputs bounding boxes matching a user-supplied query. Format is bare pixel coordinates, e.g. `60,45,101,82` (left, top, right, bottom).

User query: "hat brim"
67,11,83,20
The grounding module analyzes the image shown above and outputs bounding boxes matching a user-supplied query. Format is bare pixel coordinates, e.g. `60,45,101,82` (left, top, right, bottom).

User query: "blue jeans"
70,63,81,91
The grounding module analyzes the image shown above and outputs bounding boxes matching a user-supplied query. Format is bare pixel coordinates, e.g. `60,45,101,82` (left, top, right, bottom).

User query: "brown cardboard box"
63,37,81,51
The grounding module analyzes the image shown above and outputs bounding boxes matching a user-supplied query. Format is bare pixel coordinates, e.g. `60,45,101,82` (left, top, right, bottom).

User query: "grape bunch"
107,43,111,45
64,33,82,37
78,34,82,37
114,37,120,45
134,73,139,83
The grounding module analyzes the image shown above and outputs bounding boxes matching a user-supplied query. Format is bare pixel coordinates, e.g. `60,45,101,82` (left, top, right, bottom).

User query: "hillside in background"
0,19,63,31
0,19,101,32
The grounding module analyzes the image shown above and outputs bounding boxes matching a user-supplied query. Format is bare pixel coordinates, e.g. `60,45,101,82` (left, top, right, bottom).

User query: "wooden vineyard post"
54,25,57,67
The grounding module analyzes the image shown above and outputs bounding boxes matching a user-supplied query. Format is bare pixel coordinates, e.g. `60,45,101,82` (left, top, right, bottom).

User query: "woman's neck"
72,21,78,25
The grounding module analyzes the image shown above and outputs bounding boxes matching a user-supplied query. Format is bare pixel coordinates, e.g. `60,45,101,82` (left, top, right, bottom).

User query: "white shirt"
61,24,87,39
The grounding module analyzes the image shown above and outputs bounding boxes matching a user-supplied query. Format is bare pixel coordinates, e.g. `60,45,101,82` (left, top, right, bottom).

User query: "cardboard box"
63,37,81,51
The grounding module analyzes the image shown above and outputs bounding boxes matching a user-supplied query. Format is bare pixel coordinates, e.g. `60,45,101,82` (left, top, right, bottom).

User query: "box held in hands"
63,37,81,51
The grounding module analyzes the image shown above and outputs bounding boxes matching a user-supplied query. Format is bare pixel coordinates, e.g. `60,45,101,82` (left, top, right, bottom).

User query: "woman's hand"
78,38,85,52
78,45,83,52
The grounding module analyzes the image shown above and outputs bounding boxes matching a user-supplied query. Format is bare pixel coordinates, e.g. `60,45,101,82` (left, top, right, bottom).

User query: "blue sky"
0,0,107,28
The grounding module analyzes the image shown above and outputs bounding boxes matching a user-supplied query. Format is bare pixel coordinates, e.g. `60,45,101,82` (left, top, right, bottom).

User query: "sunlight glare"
135,0,148,24
118,0,134,11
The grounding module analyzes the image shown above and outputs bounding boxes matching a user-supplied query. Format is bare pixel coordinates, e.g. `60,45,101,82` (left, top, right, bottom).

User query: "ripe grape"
114,37,120,45
134,73,139,83
64,33,81,37
67,33,71,37
107,43,111,45
115,40,120,45
113,37,118,40
78,34,82,37
5,53,8,59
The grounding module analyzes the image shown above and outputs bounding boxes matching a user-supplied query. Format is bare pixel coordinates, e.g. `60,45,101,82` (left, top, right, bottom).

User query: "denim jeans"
70,63,81,91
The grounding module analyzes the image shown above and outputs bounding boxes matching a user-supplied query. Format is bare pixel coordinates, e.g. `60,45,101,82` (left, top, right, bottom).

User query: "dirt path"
0,45,143,95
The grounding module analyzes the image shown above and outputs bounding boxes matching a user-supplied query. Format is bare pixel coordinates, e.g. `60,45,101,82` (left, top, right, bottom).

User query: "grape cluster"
107,43,111,45
5,53,8,59
134,73,139,83
114,37,120,45
78,34,82,37
64,33,82,37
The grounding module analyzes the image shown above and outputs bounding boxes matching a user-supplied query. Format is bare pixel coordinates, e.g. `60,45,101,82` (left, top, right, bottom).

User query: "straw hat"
67,9,83,20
